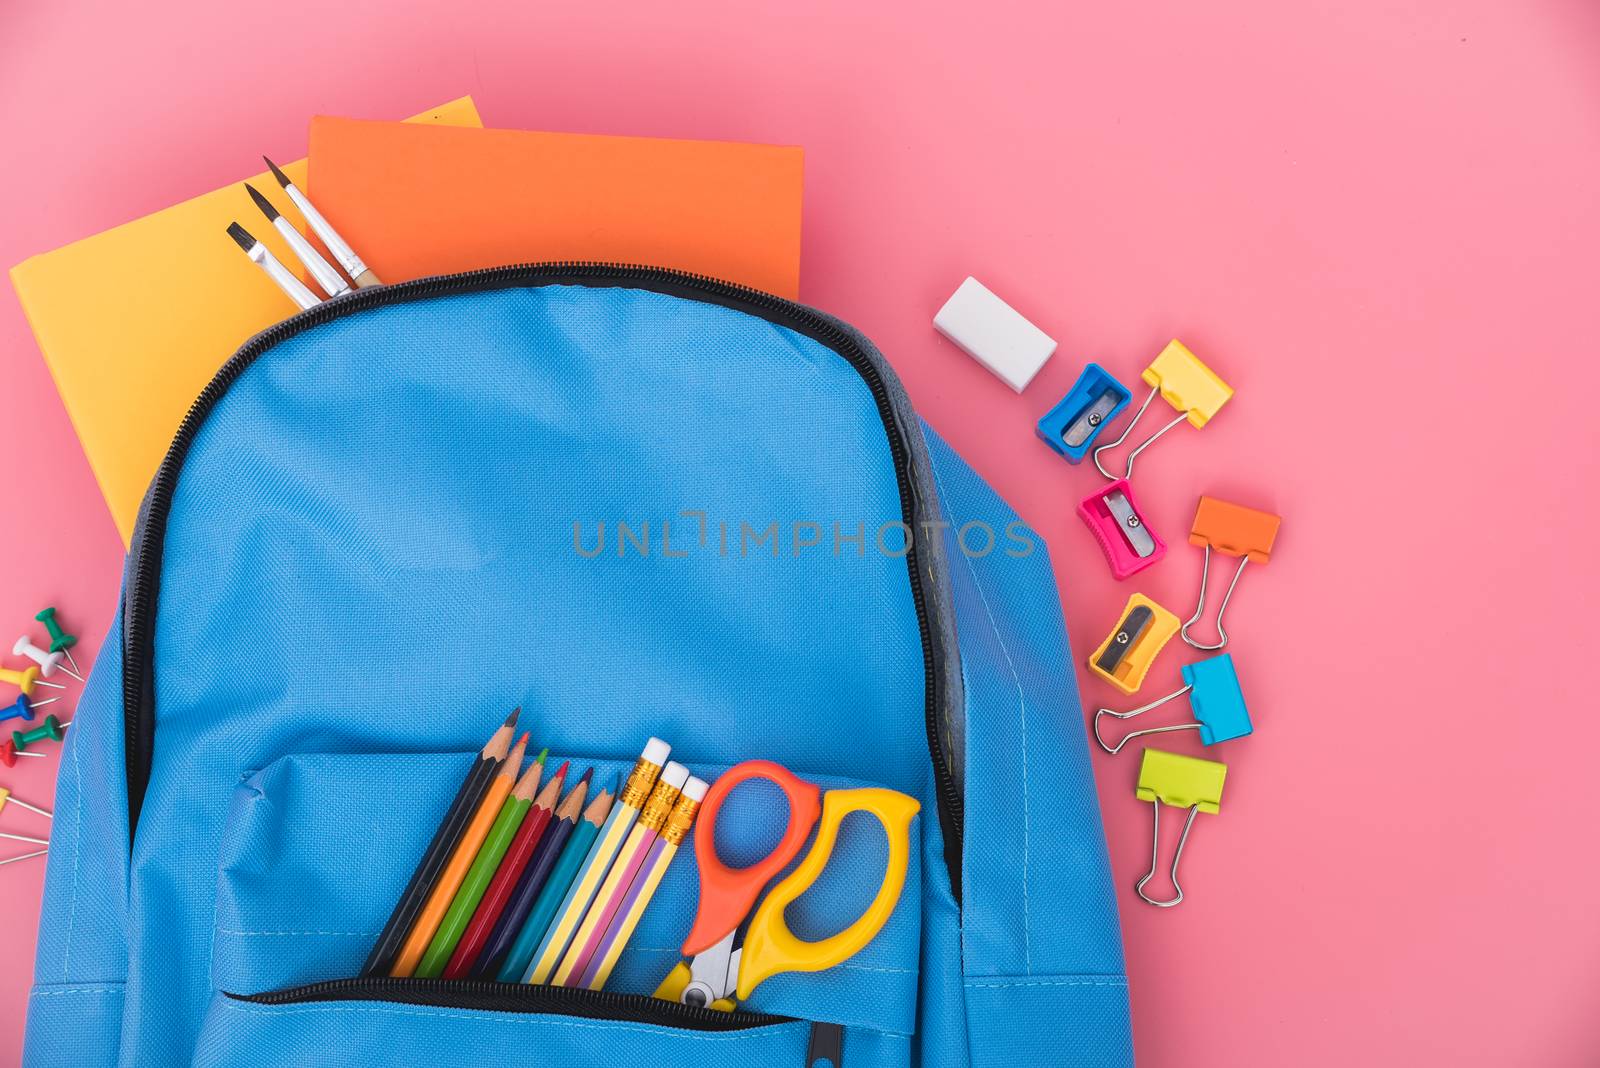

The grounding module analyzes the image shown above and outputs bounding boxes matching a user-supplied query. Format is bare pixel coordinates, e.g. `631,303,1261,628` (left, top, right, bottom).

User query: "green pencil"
415,748,547,977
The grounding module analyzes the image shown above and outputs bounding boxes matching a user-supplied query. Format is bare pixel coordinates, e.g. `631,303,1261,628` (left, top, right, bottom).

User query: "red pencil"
443,761,568,979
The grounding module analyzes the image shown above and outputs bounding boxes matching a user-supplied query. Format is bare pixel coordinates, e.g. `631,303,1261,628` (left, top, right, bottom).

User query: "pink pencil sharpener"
1077,478,1166,580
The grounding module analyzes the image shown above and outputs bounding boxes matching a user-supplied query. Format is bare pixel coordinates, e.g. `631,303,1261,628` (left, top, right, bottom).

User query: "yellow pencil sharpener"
1088,594,1180,696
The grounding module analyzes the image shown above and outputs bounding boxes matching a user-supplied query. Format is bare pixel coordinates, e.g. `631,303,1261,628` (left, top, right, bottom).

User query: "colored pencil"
580,776,707,990
524,739,669,984
444,761,570,979
391,733,529,977
415,746,545,978
361,709,518,977
552,762,688,986
474,769,592,978
503,775,616,982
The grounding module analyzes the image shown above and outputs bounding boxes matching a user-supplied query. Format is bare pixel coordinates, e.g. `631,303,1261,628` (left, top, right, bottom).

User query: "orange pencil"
391,732,529,976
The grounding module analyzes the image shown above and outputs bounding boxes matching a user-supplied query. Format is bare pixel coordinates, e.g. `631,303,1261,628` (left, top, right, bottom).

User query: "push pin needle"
0,850,48,867
0,786,52,819
0,830,48,846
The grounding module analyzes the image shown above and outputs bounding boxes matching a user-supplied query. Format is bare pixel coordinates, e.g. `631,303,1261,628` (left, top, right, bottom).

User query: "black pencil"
360,707,520,976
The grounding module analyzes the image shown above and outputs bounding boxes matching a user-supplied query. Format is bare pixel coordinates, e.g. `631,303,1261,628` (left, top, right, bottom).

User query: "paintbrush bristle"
263,156,293,189
226,222,257,253
244,183,280,221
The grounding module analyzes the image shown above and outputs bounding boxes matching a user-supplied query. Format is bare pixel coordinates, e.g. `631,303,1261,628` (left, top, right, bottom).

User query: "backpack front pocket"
198,750,921,1067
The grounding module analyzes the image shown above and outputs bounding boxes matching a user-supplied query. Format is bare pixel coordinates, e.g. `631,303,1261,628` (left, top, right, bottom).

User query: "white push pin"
13,636,82,682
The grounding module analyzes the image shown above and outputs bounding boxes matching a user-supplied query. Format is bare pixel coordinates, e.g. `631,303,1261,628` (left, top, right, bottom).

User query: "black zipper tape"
121,263,963,900
226,976,790,1032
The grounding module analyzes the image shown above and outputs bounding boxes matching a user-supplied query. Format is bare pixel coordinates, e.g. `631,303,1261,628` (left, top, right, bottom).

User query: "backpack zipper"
227,975,790,1031
121,263,964,900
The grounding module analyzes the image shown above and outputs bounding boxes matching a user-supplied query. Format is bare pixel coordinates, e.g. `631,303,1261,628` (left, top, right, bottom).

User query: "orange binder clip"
1181,496,1281,651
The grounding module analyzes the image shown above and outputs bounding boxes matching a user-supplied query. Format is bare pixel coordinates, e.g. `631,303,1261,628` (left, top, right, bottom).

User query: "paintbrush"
264,156,380,288
226,222,320,310
245,184,351,299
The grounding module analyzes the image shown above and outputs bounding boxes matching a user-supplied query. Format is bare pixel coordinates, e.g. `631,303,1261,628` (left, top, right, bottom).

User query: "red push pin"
0,739,47,768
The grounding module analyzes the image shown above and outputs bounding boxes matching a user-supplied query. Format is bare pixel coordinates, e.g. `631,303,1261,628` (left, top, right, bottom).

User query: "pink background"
3,1,1598,1063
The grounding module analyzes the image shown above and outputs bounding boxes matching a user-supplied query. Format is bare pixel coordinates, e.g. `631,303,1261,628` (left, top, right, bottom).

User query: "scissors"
653,759,920,1010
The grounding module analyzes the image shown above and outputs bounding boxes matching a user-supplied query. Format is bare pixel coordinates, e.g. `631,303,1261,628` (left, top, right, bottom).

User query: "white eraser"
660,761,690,789
682,776,709,802
641,737,671,766
933,276,1057,393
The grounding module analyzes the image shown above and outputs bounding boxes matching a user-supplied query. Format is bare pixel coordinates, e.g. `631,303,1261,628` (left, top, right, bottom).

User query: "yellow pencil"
524,738,669,983
581,775,707,990
391,733,529,977
551,761,688,985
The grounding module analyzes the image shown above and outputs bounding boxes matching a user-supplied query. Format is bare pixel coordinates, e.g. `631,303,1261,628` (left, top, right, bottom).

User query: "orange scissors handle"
680,760,823,958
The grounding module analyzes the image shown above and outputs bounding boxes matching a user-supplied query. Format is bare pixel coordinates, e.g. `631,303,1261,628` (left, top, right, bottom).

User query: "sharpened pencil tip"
503,707,520,728
553,760,570,778
577,767,594,785
263,155,292,188
244,183,279,221
535,747,550,765
226,222,256,252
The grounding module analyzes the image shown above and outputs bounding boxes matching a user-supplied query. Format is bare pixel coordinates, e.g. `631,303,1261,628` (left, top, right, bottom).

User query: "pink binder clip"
1078,479,1166,579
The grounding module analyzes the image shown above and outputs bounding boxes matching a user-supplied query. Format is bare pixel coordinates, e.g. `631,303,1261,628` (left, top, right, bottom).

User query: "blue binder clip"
1036,363,1132,463
1092,653,1253,755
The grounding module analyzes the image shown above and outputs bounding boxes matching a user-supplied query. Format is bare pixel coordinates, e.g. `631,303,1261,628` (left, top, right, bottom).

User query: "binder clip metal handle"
1181,497,1282,651
1136,800,1200,908
1091,340,1233,481
1093,685,1198,754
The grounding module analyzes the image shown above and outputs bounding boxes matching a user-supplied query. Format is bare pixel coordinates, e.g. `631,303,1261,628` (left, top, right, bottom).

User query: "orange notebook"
306,117,803,299
11,98,484,545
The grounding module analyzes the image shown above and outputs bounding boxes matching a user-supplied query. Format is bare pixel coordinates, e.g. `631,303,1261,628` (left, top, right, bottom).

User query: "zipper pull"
806,1021,844,1067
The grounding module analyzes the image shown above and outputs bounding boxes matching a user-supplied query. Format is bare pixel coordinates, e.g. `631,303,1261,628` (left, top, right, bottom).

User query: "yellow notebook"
10,97,483,545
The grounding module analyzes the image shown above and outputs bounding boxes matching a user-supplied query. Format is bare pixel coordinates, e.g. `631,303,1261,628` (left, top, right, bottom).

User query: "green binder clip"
1134,749,1227,908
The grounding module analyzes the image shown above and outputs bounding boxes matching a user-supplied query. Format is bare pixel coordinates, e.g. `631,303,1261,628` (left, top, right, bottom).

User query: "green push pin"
34,608,79,676
13,714,69,754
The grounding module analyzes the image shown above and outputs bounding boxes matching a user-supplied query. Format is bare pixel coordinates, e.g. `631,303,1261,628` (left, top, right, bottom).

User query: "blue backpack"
24,265,1132,1067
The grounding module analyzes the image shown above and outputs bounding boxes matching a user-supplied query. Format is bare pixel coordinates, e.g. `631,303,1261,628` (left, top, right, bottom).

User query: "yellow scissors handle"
735,786,920,1001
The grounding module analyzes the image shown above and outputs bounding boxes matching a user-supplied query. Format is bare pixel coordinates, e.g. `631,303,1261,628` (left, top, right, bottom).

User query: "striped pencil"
391,734,530,977
552,761,689,986
361,709,519,976
443,761,570,979
415,747,547,978
473,769,592,978
580,776,708,990
524,739,669,984
500,775,616,983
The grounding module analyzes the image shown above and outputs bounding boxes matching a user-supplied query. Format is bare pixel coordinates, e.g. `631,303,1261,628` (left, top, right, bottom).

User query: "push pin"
1,739,47,767
13,715,69,754
1134,748,1226,908
1181,496,1281,651
1092,340,1233,481
1036,363,1132,464
0,785,53,820
13,636,82,683
2,693,56,725
1078,480,1166,580
0,666,66,698
1094,653,1253,754
35,607,80,676
1088,594,1180,695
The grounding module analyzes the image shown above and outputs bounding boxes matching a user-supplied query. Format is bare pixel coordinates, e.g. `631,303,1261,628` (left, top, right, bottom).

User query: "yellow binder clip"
1088,594,1180,696
1093,340,1234,480
1134,749,1226,908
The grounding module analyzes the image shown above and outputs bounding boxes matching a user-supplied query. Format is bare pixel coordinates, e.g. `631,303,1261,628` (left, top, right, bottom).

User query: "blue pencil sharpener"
1035,362,1132,463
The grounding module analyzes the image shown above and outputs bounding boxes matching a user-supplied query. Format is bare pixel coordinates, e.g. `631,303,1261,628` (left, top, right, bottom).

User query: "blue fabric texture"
24,278,1130,1066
